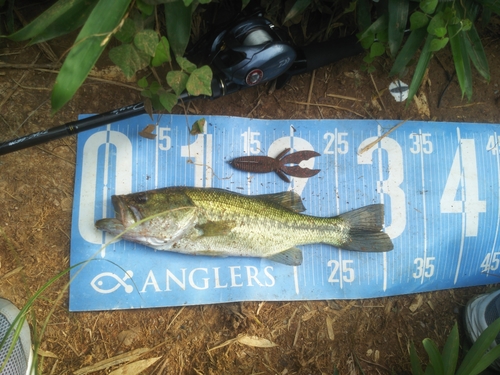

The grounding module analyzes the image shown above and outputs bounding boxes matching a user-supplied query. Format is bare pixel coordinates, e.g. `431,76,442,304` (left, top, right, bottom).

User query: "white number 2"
327,260,355,283
440,139,486,237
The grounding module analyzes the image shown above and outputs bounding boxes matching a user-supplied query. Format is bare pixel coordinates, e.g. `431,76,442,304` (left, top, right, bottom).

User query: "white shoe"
0,298,33,375
464,289,500,372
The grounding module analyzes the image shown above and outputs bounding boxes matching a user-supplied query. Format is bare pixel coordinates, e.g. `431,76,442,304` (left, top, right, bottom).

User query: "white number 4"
440,139,486,237
480,252,500,273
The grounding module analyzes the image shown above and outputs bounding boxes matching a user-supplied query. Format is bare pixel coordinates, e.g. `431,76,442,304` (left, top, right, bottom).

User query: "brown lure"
229,148,321,183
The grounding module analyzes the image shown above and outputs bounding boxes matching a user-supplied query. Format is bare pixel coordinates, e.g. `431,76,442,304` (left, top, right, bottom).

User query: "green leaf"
410,342,424,375
158,91,178,111
8,0,99,43
457,317,500,375
461,18,473,31
406,33,434,104
448,22,472,100
51,0,132,113
429,37,449,52
423,338,444,375
358,14,388,41
137,76,148,88
464,24,490,81
420,0,438,14
475,0,500,15
469,344,500,375
151,36,171,67
388,0,409,56
190,118,206,135
358,32,375,49
410,11,429,30
115,18,136,43
136,0,154,15
164,0,192,57
441,323,459,375
149,80,161,94
284,0,311,24
186,65,213,96
427,11,447,37
109,43,150,77
167,70,189,96
176,55,196,73
390,27,427,76
370,42,385,58
134,29,158,56
356,0,372,32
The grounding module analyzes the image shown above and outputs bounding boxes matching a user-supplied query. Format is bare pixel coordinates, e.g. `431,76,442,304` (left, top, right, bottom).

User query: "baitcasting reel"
208,17,297,89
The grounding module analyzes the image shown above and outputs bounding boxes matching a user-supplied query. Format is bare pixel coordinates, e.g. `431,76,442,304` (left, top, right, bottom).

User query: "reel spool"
210,17,297,87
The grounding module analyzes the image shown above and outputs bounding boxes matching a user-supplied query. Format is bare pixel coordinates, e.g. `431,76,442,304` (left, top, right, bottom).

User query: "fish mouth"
111,195,140,227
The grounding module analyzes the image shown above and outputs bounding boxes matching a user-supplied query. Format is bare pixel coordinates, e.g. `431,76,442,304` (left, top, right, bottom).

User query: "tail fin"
338,204,394,252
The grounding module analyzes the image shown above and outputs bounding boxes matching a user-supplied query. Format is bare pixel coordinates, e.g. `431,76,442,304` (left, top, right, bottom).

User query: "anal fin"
266,247,303,266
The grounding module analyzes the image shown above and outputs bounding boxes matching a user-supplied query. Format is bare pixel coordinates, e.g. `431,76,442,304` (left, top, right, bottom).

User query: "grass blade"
410,341,424,375
442,323,459,375
475,0,500,15
7,0,98,41
469,344,500,375
464,23,490,81
406,33,434,104
388,0,409,57
284,0,311,24
457,317,500,375
390,27,427,76
448,23,473,100
50,0,132,112
423,338,444,375
164,0,193,57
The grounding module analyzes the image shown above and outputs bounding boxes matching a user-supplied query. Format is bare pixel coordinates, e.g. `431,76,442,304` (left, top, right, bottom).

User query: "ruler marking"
454,128,465,284
419,129,428,285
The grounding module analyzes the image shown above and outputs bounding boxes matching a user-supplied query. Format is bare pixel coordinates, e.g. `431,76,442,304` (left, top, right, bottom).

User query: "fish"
95,187,394,266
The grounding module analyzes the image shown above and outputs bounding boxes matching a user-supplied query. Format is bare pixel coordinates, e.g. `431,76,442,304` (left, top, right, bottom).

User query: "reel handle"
301,34,363,72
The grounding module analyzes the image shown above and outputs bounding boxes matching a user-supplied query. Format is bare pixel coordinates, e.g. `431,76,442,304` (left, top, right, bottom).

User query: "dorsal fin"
256,191,306,213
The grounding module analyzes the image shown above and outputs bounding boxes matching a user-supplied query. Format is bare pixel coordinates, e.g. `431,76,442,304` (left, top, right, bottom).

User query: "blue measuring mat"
69,114,500,311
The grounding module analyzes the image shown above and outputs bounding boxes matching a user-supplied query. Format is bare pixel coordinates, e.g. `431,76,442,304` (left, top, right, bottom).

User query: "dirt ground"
1,3,500,375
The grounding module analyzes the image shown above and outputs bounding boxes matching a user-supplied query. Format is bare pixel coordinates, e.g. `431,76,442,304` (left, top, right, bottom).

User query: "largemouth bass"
95,187,394,266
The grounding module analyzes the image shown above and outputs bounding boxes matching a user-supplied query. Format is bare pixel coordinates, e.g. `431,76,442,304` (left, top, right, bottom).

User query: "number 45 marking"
440,138,486,237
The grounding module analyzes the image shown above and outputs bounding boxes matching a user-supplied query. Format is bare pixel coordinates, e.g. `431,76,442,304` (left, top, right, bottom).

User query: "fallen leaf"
237,335,277,348
139,124,157,139
117,327,140,346
108,357,161,375
37,348,58,358
409,294,424,312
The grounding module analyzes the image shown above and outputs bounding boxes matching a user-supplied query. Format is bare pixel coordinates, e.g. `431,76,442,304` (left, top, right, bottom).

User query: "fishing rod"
0,15,363,156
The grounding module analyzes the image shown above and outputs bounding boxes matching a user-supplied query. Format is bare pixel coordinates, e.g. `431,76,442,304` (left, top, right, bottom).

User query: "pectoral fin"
196,220,236,237
266,247,303,266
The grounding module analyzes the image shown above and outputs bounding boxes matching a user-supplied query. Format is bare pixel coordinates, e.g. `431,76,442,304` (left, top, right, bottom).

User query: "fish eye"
135,193,148,203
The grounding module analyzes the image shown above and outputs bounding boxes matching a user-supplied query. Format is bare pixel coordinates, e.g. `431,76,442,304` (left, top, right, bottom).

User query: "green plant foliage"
5,0,214,113
359,0,496,103
6,0,100,43
410,318,500,375
51,0,132,113
164,0,193,57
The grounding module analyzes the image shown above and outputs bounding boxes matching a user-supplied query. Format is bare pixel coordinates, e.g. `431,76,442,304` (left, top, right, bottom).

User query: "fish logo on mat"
90,270,134,294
